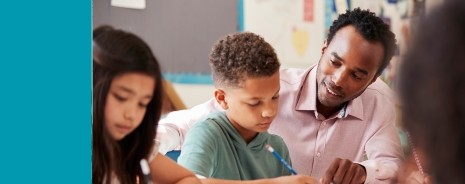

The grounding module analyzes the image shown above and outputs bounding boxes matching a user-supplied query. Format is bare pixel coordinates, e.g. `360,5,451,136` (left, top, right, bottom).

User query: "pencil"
265,144,298,175
140,159,154,184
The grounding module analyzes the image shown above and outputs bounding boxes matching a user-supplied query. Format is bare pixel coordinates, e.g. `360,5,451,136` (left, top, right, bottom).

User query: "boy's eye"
272,95,280,100
248,102,260,107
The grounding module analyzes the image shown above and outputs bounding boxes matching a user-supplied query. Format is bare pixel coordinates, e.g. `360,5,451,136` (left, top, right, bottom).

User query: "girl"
92,25,201,184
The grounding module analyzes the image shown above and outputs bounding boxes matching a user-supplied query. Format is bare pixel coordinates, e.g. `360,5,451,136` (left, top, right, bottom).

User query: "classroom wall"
93,0,420,108
93,0,238,73
172,83,215,108
93,0,238,107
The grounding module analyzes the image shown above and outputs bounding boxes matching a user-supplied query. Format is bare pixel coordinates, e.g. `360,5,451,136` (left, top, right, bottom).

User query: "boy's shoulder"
192,111,225,128
266,133,289,152
190,111,230,135
183,112,228,149
267,133,285,143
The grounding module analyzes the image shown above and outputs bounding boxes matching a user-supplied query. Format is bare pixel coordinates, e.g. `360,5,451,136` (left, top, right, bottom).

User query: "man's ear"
321,40,328,54
214,89,228,110
370,74,379,85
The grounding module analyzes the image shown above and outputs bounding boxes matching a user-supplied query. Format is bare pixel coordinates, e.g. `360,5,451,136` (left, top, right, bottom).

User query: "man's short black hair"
327,8,396,76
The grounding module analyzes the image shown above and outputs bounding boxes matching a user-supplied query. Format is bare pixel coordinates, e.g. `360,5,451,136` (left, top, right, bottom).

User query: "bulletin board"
93,0,238,84
241,0,412,88
241,0,326,69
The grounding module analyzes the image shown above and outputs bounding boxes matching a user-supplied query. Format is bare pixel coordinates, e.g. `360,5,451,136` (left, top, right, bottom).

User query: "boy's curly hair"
327,8,397,76
209,32,280,88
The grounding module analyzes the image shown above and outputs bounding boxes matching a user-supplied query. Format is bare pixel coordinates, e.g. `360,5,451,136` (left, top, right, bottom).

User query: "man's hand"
320,158,366,184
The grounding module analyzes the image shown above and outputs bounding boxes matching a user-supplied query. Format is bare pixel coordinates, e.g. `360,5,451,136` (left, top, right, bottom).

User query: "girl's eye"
272,95,280,100
113,93,127,102
139,102,149,108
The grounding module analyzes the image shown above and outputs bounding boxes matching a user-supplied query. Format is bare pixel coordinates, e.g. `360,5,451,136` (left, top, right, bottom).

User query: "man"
157,8,403,184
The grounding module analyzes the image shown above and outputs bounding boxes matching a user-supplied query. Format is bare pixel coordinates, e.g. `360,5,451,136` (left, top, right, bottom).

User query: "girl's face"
104,72,155,140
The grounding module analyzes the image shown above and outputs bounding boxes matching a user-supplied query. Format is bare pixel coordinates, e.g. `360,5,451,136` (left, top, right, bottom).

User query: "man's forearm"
156,98,223,154
157,123,182,154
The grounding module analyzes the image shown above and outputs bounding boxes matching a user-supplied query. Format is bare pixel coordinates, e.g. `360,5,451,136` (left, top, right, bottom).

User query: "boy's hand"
320,158,366,184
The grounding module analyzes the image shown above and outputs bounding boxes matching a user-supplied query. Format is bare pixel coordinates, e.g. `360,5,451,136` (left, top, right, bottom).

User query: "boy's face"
104,72,155,140
215,71,280,141
316,25,383,110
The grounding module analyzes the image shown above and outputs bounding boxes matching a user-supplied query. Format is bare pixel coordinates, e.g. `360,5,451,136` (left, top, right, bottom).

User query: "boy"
177,32,316,184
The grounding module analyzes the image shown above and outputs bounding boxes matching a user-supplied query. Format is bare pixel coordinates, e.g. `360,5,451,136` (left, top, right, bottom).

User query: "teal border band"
0,1,91,183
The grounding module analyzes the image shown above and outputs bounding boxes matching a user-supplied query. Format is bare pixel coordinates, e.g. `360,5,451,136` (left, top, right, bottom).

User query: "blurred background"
93,0,441,112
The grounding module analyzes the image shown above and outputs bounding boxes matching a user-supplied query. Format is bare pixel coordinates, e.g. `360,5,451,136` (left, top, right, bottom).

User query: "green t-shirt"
178,111,292,180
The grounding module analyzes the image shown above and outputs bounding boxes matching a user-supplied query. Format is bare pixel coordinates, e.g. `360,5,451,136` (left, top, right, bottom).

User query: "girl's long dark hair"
92,25,163,184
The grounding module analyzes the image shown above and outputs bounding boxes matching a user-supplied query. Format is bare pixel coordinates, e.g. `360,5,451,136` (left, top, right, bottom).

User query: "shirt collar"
295,65,317,111
294,65,364,120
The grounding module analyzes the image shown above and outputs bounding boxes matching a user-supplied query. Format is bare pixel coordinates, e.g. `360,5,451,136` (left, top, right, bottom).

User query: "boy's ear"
214,89,228,110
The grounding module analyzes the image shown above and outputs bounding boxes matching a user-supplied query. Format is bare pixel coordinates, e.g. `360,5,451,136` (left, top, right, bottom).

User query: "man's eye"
352,73,363,80
330,59,340,66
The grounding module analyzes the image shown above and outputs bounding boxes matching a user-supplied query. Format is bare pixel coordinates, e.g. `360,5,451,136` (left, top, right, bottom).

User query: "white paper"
111,0,146,9
335,0,349,14
244,0,325,68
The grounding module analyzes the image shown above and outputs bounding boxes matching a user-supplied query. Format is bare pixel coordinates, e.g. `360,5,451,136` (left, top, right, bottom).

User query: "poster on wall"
242,0,325,69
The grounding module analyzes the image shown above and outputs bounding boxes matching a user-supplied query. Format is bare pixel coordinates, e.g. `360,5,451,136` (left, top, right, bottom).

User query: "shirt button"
316,152,321,157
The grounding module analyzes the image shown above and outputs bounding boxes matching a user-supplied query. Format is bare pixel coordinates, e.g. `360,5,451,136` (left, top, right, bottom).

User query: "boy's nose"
262,105,276,118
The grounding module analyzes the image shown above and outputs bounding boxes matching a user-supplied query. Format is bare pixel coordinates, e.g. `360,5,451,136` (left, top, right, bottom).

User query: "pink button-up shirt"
157,65,403,183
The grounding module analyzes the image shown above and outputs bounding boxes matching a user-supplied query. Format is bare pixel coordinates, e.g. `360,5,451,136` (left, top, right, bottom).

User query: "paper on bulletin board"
243,0,325,69
351,0,382,15
303,0,314,22
335,0,349,14
111,0,146,9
